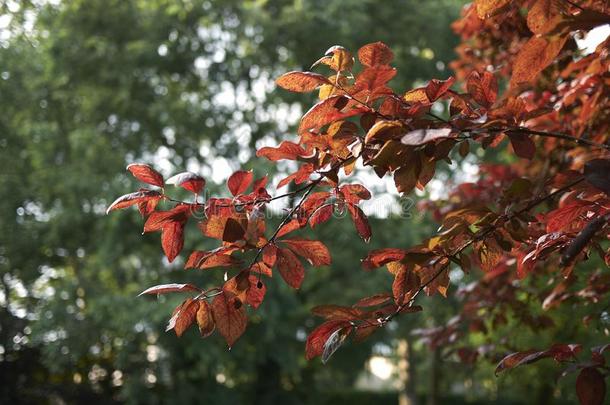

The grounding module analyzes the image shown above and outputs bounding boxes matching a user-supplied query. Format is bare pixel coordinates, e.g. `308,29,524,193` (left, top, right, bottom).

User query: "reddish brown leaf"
299,95,367,135
311,305,364,321
144,205,190,233
276,71,331,92
167,298,199,337
358,41,394,67
466,71,497,108
401,128,452,146
127,163,164,187
527,0,566,35
277,218,305,238
347,204,371,242
362,248,408,270
508,132,536,160
305,320,351,360
424,77,455,102
227,170,253,196
475,0,512,19
139,283,201,296
510,34,568,86
281,239,331,266
256,141,308,161
222,217,246,243
246,275,266,309
106,190,162,214
166,171,206,194
309,204,334,229
352,65,397,99
211,293,247,347
354,293,392,307
196,300,215,338
576,367,606,405
162,221,185,263
277,248,305,289
392,265,421,305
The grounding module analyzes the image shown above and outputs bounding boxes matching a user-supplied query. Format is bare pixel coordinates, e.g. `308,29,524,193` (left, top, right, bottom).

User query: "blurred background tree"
0,0,524,404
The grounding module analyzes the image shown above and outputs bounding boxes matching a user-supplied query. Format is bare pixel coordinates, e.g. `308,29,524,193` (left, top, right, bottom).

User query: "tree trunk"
427,346,441,405
398,337,417,405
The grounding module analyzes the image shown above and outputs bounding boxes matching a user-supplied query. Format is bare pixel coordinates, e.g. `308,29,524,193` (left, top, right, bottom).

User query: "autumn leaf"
211,293,247,347
576,367,606,405
138,283,201,296
127,163,164,187
466,71,497,108
362,248,408,270
475,0,512,19
166,171,206,194
347,203,372,242
167,298,199,337
299,95,367,135
276,71,331,92
281,238,331,266
424,77,455,102
277,248,305,289
227,170,253,196
196,300,215,338
527,0,566,35
305,320,351,360
510,34,568,87
508,131,536,160
358,41,393,67
106,190,162,214
161,221,185,263
401,128,452,146
256,141,308,161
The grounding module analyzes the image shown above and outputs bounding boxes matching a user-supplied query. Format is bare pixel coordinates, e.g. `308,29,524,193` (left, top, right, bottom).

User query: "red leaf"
299,95,367,135
162,221,185,263
277,218,306,238
424,77,455,102
508,132,536,159
227,170,253,196
392,265,421,305
185,248,239,270
222,217,246,243
246,275,266,309
339,184,372,204
144,205,190,233
495,350,540,375
127,163,164,187
347,203,372,242
106,190,162,214
354,293,392,307
352,65,397,99
166,172,206,194
510,34,568,87
211,292,247,347
305,320,351,360
358,41,394,67
138,283,201,296
277,248,305,289
256,141,308,161
576,367,606,405
281,238,332,266
362,248,407,270
276,71,331,92
311,305,364,321
309,204,334,228
466,71,497,108
196,300,215,337
401,128,452,146
166,298,199,337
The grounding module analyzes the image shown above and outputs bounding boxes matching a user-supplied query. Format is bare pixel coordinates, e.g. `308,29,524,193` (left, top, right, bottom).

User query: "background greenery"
1,1,586,404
